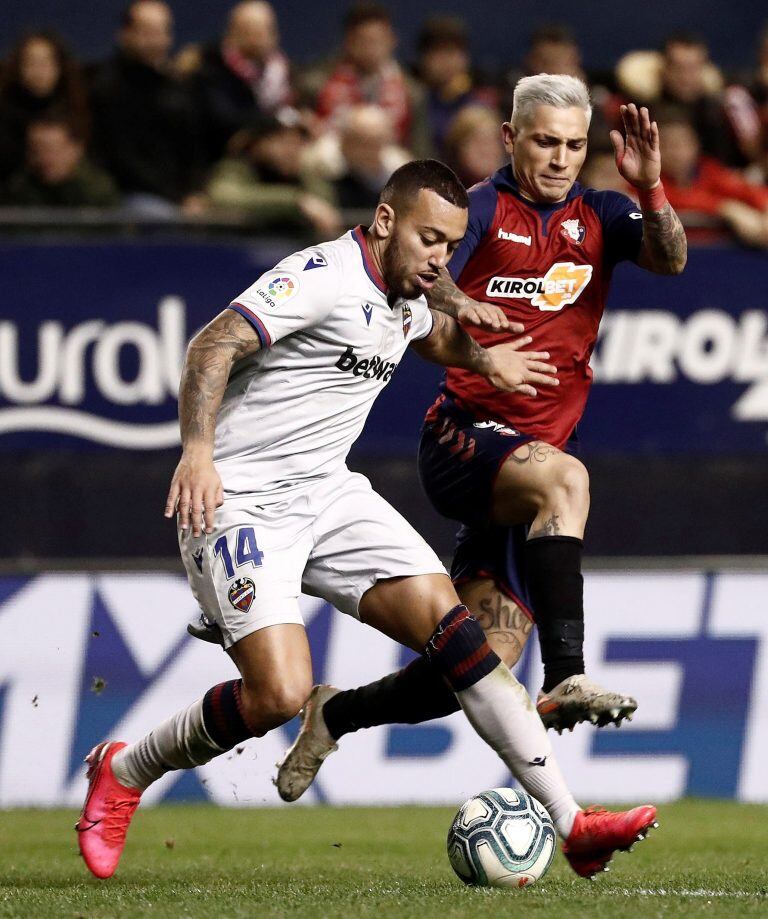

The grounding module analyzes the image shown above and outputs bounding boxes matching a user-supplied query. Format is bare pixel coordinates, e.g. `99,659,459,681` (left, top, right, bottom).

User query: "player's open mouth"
415,273,438,290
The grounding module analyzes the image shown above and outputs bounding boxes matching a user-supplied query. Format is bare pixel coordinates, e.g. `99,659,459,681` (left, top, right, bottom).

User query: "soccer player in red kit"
277,75,687,825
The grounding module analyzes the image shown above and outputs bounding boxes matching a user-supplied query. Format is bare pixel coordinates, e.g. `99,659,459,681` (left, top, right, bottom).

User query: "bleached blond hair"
511,73,592,129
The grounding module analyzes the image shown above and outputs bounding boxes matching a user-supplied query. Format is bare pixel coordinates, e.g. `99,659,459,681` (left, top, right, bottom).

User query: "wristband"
638,182,668,212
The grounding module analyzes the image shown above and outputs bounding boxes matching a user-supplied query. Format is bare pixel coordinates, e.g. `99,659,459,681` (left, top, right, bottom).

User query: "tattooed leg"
489,442,590,690
320,578,534,740
458,578,534,667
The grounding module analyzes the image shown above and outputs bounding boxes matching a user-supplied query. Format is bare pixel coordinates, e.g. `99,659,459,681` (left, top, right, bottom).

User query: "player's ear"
373,202,396,240
501,121,516,155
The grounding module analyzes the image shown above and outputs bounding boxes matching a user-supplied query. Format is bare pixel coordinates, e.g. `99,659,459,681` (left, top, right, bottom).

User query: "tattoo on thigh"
474,591,533,659
509,441,560,465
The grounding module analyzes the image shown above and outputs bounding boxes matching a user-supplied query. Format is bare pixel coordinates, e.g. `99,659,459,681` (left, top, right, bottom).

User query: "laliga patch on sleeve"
255,272,299,308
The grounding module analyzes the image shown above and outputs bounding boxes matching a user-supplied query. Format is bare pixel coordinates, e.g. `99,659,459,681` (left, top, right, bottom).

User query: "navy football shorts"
418,394,577,620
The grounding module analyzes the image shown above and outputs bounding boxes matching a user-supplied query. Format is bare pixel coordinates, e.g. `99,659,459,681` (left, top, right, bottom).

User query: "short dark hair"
530,23,577,49
379,159,468,212
662,31,708,55
417,16,468,55
343,2,391,33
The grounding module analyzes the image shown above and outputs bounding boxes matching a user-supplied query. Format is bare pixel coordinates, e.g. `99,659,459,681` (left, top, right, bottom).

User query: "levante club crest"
228,578,255,612
402,304,412,338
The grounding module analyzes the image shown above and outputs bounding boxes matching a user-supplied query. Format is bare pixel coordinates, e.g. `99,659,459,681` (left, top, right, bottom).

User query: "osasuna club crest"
560,219,586,244
402,303,412,338
228,578,255,612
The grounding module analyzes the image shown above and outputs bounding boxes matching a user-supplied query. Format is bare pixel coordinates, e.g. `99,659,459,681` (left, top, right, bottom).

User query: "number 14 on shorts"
213,527,265,578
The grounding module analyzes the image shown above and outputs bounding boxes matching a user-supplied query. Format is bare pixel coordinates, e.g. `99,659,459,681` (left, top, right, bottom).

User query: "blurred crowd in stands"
2,0,768,246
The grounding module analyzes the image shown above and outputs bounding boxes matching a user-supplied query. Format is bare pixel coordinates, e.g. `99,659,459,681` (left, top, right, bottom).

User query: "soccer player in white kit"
76,161,656,880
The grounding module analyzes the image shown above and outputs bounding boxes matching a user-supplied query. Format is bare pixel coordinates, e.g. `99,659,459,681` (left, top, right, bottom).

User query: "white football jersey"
214,226,434,498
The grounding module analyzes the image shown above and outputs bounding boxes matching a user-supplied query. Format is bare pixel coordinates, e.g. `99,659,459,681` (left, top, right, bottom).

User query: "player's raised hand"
457,299,524,334
165,449,224,537
610,103,662,191
483,337,559,397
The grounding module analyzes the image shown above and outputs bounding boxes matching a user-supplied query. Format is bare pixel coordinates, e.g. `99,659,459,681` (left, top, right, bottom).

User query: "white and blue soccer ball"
447,788,556,889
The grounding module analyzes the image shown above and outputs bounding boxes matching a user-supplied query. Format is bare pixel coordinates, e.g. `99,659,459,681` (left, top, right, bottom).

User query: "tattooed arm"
636,199,688,275
610,102,687,276
411,309,558,397
164,310,261,536
426,268,524,332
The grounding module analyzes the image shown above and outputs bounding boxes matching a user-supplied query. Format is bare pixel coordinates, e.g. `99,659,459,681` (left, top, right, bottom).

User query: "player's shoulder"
280,233,350,276
578,183,642,224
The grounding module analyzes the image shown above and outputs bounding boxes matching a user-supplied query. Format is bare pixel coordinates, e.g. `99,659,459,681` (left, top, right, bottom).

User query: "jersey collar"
352,225,388,295
492,163,583,213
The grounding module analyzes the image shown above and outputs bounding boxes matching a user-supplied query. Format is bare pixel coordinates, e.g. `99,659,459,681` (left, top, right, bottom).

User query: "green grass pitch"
1,801,766,917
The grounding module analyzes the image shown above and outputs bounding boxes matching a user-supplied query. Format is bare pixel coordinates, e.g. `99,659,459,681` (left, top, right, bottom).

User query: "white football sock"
111,698,224,791
456,662,581,838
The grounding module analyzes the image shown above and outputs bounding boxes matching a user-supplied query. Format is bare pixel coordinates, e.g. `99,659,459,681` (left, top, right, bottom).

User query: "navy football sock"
322,657,459,741
524,536,585,692
202,679,254,748
423,604,501,690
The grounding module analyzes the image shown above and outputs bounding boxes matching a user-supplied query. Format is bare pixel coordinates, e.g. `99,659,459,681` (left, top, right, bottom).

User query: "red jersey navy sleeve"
583,188,644,268
448,178,499,281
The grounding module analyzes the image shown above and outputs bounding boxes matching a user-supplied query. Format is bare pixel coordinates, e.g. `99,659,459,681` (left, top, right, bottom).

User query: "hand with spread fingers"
610,103,662,191
457,299,523,334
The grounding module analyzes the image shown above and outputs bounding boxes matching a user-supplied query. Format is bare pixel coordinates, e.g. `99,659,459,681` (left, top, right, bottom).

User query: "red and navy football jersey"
443,164,644,450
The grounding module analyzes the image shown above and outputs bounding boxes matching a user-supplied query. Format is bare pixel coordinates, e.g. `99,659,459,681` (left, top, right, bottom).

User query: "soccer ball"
447,788,556,889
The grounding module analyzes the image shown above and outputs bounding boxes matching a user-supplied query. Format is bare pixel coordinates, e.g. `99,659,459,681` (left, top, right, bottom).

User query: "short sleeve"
409,299,435,341
228,248,341,346
448,178,499,281
583,189,644,268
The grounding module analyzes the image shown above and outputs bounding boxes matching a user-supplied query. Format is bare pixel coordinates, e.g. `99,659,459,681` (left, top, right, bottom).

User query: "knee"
548,456,590,512
241,680,311,732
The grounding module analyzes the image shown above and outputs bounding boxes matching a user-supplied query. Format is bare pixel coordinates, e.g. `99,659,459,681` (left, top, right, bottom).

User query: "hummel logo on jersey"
335,346,398,381
192,548,204,573
497,227,532,246
304,253,327,270
486,262,593,312
528,756,547,767
362,303,373,326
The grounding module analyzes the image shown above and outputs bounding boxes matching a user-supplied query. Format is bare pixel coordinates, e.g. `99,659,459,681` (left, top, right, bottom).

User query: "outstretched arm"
165,309,261,536
411,310,558,397
426,268,524,333
610,103,687,275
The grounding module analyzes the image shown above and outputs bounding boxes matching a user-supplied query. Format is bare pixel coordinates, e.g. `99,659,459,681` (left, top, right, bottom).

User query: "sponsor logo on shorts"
335,346,398,381
486,262,593,312
402,304,412,338
473,420,520,436
560,218,585,244
228,578,255,612
192,548,204,573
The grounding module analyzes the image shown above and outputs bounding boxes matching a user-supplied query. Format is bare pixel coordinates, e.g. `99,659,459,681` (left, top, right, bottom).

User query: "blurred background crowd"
2,0,768,246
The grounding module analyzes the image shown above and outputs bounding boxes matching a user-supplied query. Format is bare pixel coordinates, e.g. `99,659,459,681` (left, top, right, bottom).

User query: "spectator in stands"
205,111,341,236
89,0,204,215
314,3,428,156
579,149,635,196
331,105,395,209
658,107,768,248
413,16,498,158
443,105,504,188
0,30,90,183
188,1,293,165
620,33,761,170
2,115,119,207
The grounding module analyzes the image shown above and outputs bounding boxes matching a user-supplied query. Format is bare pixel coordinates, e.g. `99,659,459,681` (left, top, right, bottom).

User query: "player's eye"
420,235,436,246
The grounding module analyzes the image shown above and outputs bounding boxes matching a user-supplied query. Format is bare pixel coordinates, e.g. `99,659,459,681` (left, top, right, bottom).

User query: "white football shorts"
179,468,446,648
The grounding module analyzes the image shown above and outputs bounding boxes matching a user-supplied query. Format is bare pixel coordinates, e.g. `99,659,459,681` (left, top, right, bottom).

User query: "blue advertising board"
1,569,766,806
1,240,767,453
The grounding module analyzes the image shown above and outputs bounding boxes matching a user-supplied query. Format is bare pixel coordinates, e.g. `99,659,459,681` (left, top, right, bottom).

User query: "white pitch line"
617,888,763,899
